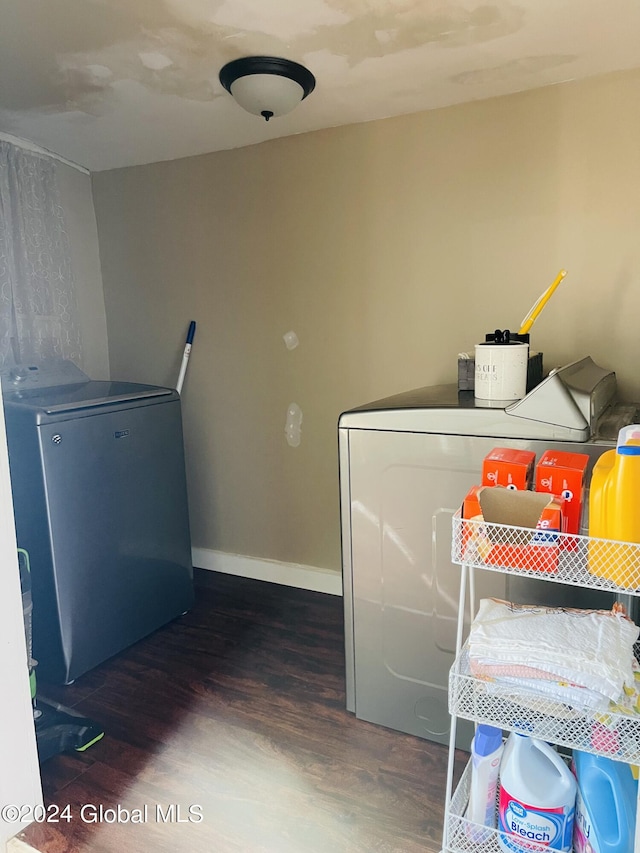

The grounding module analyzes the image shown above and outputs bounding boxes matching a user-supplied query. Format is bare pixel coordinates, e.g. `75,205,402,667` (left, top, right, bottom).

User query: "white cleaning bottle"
467,724,503,839
498,732,576,853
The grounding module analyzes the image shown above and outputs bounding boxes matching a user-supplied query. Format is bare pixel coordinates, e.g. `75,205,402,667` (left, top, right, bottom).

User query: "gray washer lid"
4,380,174,415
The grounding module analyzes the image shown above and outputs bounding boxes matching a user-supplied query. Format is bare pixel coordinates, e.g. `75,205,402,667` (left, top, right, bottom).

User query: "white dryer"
338,358,639,746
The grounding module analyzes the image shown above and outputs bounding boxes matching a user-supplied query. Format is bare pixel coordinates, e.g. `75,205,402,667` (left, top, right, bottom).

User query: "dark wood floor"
20,570,465,853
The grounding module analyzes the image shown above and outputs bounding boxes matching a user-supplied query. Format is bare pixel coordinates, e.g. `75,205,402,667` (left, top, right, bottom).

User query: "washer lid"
3,380,173,414
42,382,172,413
0,358,176,413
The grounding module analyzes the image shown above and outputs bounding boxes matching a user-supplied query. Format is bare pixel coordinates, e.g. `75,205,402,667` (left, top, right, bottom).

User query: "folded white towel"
468,598,639,703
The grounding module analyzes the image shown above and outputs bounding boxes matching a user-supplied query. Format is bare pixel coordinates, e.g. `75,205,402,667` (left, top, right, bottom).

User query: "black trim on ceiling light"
219,56,316,101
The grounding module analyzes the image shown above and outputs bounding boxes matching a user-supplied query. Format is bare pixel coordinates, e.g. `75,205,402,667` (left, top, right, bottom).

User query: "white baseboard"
192,548,343,597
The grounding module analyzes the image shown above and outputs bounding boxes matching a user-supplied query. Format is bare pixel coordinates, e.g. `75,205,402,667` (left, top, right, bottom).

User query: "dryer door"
344,429,506,746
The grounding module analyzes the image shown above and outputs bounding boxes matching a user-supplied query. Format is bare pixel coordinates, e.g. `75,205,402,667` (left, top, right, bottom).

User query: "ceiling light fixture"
219,56,316,122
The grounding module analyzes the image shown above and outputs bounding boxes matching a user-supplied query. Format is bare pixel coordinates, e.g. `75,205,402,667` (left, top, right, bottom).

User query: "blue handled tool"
176,321,196,395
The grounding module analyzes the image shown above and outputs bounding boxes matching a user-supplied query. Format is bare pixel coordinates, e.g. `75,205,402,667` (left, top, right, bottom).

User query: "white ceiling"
2,0,640,172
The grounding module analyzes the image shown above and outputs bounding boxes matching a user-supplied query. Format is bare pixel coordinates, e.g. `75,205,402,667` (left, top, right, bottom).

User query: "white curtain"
0,141,82,366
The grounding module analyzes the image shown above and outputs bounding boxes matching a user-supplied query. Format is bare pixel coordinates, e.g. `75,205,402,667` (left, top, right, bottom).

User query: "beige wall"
92,68,640,575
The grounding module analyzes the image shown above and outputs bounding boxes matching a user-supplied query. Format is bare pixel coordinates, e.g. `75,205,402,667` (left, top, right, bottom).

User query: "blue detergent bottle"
572,750,637,853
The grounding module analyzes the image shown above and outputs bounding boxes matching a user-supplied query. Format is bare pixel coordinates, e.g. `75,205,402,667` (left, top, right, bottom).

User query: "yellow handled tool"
518,269,567,335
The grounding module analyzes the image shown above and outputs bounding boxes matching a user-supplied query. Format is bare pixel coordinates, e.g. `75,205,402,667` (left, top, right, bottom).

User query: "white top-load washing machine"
338,357,640,748
1,359,194,685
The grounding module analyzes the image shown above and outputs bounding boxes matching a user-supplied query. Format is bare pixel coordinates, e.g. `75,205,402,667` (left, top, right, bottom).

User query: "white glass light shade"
219,57,315,121
229,74,305,119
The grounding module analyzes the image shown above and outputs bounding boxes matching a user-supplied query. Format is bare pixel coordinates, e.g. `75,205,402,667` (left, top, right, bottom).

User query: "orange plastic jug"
588,425,640,588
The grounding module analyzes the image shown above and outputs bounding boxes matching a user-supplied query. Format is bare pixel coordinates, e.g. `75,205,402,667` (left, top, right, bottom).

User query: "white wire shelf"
445,756,552,853
449,644,640,765
451,510,640,595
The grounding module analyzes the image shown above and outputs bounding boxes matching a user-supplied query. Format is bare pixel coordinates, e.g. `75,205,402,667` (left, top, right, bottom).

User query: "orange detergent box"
461,485,567,573
482,448,536,490
535,450,589,535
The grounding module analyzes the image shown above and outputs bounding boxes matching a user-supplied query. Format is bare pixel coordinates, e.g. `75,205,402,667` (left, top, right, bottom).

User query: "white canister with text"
474,342,529,402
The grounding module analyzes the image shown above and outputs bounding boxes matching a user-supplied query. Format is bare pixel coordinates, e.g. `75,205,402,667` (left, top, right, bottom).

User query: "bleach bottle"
498,732,576,852
572,750,637,853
